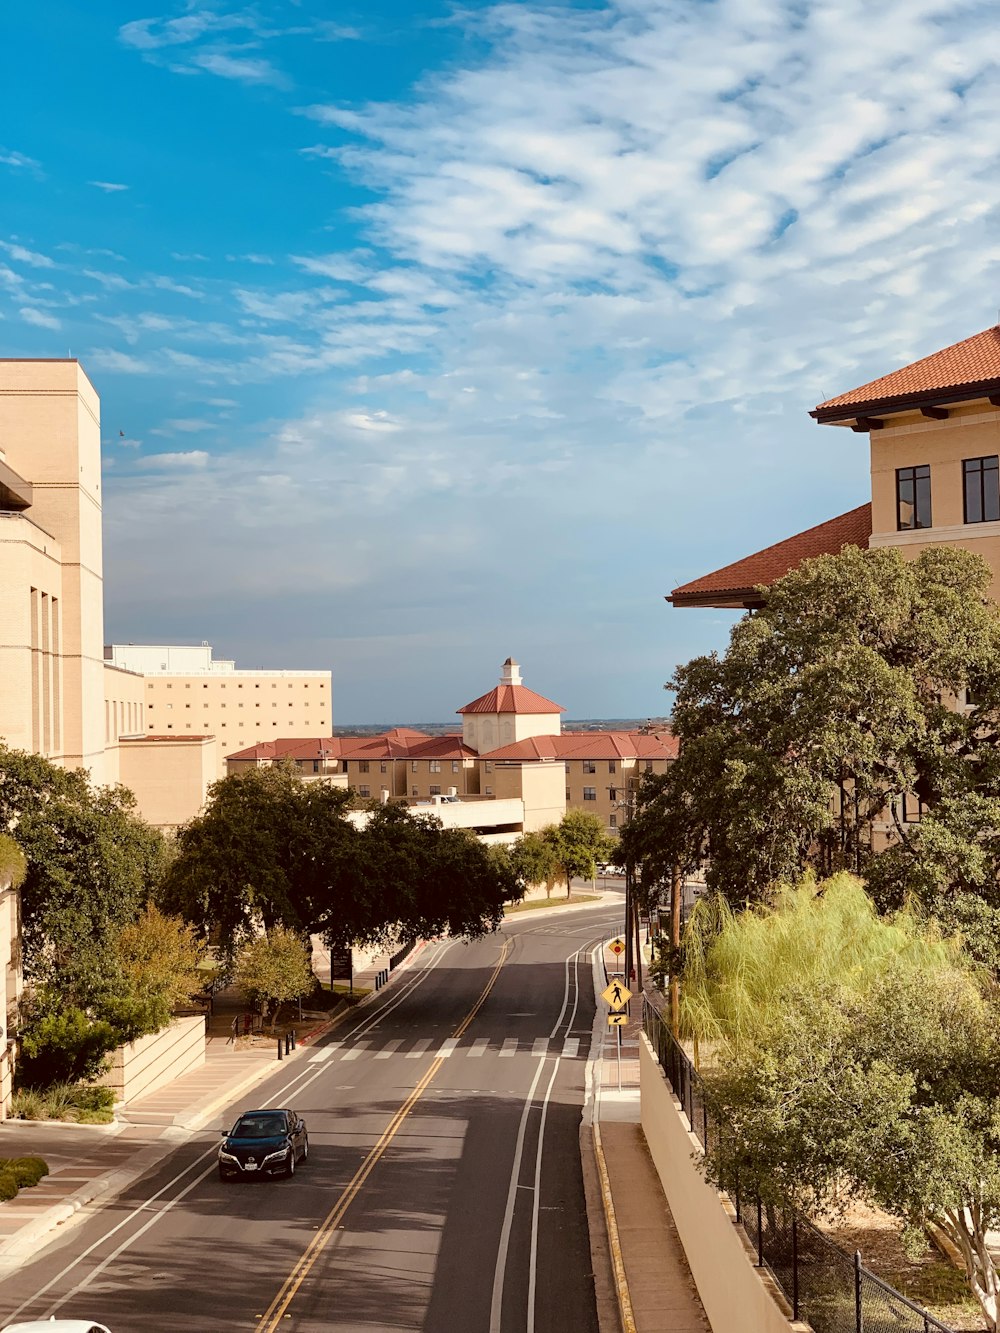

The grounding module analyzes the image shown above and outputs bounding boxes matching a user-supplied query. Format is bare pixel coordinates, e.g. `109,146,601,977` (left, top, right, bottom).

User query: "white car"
2,1322,112,1332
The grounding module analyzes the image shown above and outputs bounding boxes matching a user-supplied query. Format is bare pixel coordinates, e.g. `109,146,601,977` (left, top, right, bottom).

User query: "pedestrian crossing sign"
601,980,632,1011
608,1013,628,1027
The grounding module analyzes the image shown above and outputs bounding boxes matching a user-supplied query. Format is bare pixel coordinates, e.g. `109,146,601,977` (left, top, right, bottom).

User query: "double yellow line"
258,937,512,1330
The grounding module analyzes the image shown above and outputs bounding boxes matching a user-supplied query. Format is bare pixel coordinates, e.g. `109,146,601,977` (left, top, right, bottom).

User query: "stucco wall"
118,735,217,829
639,1035,810,1333
107,1015,205,1104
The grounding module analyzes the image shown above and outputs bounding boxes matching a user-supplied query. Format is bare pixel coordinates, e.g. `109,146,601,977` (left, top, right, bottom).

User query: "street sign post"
601,980,632,1011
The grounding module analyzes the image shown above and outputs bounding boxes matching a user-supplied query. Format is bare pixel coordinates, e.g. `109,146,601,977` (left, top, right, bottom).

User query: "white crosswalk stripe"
499,1038,518,1057
437,1038,459,1058
341,1041,371,1061
309,1045,337,1064
406,1038,432,1059
375,1040,402,1060
531,1038,549,1057
562,1037,580,1058
468,1038,489,1058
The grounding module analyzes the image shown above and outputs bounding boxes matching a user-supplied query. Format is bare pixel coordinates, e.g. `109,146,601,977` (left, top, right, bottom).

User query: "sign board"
608,1013,628,1027
329,946,352,983
601,980,633,1011
608,938,626,956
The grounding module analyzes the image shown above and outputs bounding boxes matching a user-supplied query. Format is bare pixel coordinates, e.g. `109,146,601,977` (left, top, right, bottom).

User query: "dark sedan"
218,1107,309,1180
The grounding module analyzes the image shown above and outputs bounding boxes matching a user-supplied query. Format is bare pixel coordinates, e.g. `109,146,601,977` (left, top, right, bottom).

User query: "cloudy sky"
4,0,999,722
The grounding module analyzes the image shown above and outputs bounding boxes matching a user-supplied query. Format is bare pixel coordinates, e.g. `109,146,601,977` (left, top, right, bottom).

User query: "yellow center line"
258,937,513,1331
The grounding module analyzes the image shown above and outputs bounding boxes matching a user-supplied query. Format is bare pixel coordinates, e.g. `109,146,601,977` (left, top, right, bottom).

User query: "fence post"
757,1196,764,1267
791,1212,799,1319
854,1250,863,1333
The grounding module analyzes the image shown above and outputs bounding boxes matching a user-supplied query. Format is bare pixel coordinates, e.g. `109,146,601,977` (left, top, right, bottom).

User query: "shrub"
0,1170,18,1202
9,1088,45,1120
72,1085,114,1112
10,1156,48,1187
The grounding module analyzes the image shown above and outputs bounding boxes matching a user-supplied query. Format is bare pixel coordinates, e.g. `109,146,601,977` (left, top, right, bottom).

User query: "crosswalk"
309,1035,588,1065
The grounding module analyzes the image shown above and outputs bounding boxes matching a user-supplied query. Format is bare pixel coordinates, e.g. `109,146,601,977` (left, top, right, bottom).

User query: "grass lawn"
505,893,601,914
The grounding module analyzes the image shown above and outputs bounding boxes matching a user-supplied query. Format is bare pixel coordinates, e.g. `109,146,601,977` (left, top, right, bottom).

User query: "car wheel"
286,1150,296,1178
301,1135,309,1163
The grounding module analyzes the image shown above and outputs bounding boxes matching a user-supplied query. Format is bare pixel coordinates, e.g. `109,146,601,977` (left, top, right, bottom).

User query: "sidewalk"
0,917,710,1333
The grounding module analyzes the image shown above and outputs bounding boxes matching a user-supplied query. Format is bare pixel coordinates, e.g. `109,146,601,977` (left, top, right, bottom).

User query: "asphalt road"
0,901,623,1332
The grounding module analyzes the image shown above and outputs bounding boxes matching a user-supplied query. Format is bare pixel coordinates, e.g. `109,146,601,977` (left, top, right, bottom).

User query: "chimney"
501,657,522,687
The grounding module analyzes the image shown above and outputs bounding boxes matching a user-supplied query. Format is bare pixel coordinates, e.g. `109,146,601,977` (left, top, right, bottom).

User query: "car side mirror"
220,1129,229,1137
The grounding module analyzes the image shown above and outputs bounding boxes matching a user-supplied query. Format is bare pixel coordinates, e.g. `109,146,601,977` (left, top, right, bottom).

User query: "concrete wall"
493,759,566,831
639,1035,810,1333
107,1015,205,1104
118,735,218,829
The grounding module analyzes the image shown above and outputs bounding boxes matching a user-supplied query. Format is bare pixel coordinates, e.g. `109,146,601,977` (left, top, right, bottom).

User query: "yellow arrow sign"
608,938,626,956
602,980,632,1011
608,1013,628,1027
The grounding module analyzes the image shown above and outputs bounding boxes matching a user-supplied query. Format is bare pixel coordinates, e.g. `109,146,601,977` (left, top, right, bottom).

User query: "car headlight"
263,1145,292,1165
219,1150,239,1164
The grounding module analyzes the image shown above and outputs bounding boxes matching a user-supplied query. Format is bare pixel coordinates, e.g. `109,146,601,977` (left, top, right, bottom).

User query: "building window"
609,760,616,773
963,456,1000,524
380,762,387,773
901,792,923,823
644,761,653,772
359,760,370,773
583,759,596,774
430,785,441,796
430,760,441,773
610,814,617,829
411,761,418,772
358,785,370,797
609,787,617,802
583,786,597,801
412,786,418,796
485,786,492,795
452,760,459,773
896,464,931,530
313,761,320,773
484,761,493,773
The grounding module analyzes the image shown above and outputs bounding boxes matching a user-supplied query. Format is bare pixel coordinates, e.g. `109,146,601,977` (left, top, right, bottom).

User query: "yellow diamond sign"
608,938,626,956
601,980,632,1011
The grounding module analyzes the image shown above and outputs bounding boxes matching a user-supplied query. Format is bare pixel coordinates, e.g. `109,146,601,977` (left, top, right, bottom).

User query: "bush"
0,1170,19,1202
72,1085,114,1112
10,1156,48,1187
9,1088,44,1120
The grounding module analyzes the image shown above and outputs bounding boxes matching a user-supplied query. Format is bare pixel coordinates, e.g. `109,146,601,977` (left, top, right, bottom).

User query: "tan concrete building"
105,644,332,782
0,360,112,783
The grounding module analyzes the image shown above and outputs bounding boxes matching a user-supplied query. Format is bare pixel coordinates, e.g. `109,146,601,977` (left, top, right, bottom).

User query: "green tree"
160,763,361,949
233,926,313,1029
685,875,1000,1329
543,810,613,897
510,830,558,892
110,905,207,1032
628,545,1000,929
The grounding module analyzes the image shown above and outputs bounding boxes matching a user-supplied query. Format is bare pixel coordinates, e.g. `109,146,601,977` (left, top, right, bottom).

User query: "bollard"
284,1032,290,1056
290,1030,296,1051
277,1037,283,1060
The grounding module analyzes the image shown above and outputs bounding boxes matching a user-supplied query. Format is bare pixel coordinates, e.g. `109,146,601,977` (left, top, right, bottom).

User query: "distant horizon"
333,716,673,735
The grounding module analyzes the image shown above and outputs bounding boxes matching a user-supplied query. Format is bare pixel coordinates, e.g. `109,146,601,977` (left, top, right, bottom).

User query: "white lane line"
528,1059,563,1333
531,1038,549,1057
562,1037,580,1058
499,1039,518,1057
406,1038,432,1059
375,1039,402,1060
437,1038,459,1058
468,1038,489,1058
309,1045,337,1064
341,1041,370,1061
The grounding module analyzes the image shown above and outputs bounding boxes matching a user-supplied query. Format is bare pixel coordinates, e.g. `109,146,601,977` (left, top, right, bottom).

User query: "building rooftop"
481,730,678,762
668,503,872,610
812,325,1000,424
458,685,564,716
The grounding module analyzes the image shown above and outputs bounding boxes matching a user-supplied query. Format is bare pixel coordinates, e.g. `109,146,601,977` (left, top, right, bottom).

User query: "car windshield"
232,1114,286,1138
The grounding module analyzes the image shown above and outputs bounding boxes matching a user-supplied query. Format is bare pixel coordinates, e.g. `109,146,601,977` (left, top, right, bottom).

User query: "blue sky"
3,0,998,722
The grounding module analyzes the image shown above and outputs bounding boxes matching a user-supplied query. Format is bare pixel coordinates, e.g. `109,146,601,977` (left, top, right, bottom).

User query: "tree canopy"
161,768,521,949
686,874,1000,1329
624,545,1000,932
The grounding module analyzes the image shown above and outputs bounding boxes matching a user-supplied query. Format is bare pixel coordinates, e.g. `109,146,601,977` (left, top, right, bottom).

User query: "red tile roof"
226,737,344,761
481,730,678,762
458,684,564,716
226,732,475,763
668,504,872,609
813,325,1000,420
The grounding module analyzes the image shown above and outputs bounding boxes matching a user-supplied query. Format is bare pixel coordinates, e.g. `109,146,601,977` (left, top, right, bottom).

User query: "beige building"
105,643,332,783
0,360,113,784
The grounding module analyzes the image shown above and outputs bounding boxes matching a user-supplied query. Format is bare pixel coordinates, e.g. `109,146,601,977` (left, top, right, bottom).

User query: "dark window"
964,456,1000,524
896,464,931,530
358,785,370,797
609,760,617,773
358,760,369,773
583,759,596,774
609,787,618,802
380,762,387,773
430,785,441,796
901,792,923,823
583,786,597,801
610,814,617,829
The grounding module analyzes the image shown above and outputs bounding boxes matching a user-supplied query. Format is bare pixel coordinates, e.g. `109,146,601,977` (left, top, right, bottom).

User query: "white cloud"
0,149,41,172
89,180,129,193
1,241,54,268
144,450,211,469
86,349,154,374
190,51,286,87
19,306,60,330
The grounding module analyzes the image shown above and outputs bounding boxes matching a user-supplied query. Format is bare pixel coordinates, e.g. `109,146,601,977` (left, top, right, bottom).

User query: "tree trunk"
939,1205,1000,1332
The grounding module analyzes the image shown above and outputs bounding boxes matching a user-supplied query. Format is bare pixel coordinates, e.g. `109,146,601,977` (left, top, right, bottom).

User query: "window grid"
896,464,932,530
963,455,1000,524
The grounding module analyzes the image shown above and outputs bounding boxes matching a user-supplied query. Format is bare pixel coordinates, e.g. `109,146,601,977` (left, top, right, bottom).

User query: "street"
0,901,623,1332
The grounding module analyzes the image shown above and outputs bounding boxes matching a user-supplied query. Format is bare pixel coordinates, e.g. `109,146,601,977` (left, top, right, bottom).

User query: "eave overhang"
0,457,32,511
811,379,1000,426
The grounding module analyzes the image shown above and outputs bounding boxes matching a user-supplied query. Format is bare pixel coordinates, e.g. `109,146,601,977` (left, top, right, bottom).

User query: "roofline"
811,380,1000,424
666,588,766,610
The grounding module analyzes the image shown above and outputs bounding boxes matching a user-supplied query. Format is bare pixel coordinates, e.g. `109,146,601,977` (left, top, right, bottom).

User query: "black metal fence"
643,996,956,1333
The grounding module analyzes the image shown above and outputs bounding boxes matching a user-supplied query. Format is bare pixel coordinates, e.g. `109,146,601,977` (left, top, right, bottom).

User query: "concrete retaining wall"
639,1034,811,1333
108,1015,206,1104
